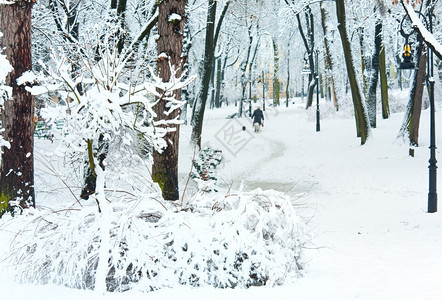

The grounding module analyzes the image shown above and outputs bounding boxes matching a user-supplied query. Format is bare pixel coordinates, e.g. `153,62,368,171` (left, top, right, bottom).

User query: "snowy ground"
2,93,442,299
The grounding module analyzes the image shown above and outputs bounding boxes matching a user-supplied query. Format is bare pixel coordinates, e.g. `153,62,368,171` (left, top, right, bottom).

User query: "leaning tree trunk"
398,42,426,146
296,7,316,109
336,0,369,144
320,2,338,110
191,0,216,148
152,0,186,200
0,1,35,214
379,41,389,119
367,21,382,128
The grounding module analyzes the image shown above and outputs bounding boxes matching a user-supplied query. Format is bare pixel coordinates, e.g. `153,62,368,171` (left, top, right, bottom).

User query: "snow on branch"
3,188,308,291
401,0,442,59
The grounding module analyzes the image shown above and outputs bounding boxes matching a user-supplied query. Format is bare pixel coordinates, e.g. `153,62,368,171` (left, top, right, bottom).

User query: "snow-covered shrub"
191,146,223,192
20,26,194,204
3,188,307,292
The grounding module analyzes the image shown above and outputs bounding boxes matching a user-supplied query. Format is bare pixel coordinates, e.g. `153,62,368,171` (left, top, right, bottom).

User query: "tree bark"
116,0,128,54
286,47,290,107
367,21,382,128
379,42,389,119
272,38,280,106
191,0,216,148
336,0,369,144
0,2,35,214
152,0,186,200
398,42,426,146
237,24,253,118
214,56,222,108
359,28,368,98
320,1,339,111
296,7,315,109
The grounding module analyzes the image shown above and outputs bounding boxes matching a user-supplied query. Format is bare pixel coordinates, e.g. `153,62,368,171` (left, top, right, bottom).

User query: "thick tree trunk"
336,0,369,144
379,42,389,119
153,0,186,200
398,42,426,146
0,2,35,214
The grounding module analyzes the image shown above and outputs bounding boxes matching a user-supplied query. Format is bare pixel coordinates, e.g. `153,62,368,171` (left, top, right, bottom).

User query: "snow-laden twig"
3,188,308,291
401,0,442,59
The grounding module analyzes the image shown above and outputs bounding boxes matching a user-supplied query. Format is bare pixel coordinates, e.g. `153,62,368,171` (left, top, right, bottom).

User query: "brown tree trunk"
399,42,426,146
152,0,186,200
379,42,389,119
191,0,216,146
0,2,35,214
320,1,338,111
336,0,369,144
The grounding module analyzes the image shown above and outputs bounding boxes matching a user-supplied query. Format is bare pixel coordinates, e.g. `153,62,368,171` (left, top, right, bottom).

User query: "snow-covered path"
2,99,442,299
188,100,442,299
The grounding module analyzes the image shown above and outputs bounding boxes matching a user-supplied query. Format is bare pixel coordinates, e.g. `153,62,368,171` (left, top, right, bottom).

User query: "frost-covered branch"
401,0,442,59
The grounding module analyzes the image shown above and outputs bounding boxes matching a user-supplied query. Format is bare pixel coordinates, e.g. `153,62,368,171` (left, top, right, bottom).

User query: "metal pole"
316,50,320,132
427,8,437,213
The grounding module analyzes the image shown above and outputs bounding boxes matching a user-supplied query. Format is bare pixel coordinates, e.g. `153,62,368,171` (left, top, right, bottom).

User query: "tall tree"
379,38,389,119
191,0,217,147
398,42,426,146
295,6,316,109
191,0,230,147
0,0,35,214
320,0,338,110
238,23,253,117
335,0,369,144
272,37,280,106
152,0,187,200
366,20,382,128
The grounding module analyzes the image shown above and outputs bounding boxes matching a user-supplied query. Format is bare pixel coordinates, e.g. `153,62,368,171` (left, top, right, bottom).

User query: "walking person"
251,106,264,133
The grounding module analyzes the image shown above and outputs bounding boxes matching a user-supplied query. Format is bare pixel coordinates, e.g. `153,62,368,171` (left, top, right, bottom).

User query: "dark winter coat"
252,108,264,125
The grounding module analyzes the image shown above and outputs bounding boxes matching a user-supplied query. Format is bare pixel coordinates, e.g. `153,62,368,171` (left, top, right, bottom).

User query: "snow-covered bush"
3,188,307,292
191,146,223,192
20,26,194,203
25,32,190,156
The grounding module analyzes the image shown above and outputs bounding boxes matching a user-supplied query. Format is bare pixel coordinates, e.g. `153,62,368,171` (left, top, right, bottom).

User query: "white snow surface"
2,94,442,299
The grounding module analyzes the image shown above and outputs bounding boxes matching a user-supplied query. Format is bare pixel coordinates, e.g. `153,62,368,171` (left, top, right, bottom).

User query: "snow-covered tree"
152,0,187,200
0,0,35,215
